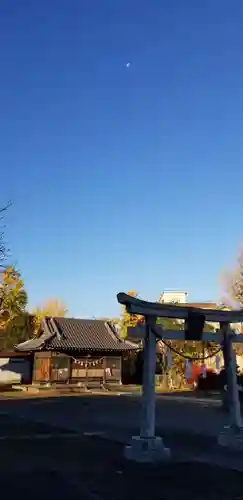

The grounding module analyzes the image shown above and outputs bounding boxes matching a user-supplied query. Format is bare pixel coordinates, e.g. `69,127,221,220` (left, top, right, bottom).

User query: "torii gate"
117,292,243,463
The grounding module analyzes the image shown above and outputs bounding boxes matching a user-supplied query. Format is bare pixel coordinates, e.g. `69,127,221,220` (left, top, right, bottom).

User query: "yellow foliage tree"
120,290,143,338
32,298,68,333
0,265,28,328
0,265,31,349
3,312,35,350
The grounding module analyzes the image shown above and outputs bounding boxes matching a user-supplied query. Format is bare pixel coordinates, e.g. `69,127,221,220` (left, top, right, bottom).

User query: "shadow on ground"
1,432,243,500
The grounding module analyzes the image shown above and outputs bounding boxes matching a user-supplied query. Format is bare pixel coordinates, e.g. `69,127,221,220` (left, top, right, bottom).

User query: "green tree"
0,266,28,326
121,294,219,385
0,204,33,349
32,298,68,332
120,290,143,338
0,265,30,349
157,311,218,383
3,312,34,350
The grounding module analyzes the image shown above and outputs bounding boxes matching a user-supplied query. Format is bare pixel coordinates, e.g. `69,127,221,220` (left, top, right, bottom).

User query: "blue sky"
1,0,243,317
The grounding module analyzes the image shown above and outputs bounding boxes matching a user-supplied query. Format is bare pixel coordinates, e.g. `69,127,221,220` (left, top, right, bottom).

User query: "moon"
126,62,131,68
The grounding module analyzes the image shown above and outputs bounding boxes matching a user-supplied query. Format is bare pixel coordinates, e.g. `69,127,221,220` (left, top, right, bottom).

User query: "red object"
186,363,215,385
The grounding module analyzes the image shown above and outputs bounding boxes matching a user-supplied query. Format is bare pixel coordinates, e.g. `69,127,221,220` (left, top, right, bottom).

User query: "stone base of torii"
117,292,243,463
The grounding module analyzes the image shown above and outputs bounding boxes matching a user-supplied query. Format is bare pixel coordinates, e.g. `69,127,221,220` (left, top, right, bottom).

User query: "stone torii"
117,292,243,463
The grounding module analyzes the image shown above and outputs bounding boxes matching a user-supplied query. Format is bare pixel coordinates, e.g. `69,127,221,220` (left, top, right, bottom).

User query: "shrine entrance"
117,292,243,463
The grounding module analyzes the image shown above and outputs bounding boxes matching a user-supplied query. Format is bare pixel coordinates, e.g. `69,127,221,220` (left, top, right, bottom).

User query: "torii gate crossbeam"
117,292,243,463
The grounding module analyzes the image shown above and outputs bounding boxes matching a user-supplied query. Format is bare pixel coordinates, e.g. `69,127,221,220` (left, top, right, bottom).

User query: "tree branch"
0,201,12,215
0,201,11,268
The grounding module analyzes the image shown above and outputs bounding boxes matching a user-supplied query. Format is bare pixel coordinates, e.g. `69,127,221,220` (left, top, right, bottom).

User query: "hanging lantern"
201,363,207,379
185,311,205,341
167,349,173,369
185,360,191,380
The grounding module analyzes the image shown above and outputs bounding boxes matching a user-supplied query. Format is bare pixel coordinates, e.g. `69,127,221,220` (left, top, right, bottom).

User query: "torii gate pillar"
218,322,243,448
124,316,170,462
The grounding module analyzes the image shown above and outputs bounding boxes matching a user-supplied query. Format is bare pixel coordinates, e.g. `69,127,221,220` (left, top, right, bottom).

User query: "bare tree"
0,202,11,269
220,249,243,354
0,202,11,314
221,249,243,307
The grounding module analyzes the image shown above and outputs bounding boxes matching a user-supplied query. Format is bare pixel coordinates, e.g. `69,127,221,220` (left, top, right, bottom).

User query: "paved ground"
0,410,242,500
1,392,240,467
1,422,243,500
0,392,226,439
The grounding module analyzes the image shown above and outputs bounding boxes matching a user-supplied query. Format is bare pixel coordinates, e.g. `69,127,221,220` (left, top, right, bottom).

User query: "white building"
158,290,188,305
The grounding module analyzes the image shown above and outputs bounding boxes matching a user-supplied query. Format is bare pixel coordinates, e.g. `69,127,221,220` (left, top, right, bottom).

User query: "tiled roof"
186,302,217,309
45,317,137,352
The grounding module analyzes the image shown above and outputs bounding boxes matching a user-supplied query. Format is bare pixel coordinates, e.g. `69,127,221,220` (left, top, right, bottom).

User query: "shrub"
197,370,223,391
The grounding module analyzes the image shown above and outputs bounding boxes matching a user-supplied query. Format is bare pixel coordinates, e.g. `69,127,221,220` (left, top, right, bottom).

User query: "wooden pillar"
68,356,72,384
85,357,89,388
